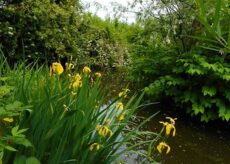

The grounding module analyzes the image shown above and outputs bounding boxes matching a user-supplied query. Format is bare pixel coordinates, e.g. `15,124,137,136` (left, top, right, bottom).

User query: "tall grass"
0,55,160,163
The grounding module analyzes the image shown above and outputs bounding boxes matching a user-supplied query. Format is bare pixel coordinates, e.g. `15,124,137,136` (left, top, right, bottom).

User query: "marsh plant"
0,55,164,163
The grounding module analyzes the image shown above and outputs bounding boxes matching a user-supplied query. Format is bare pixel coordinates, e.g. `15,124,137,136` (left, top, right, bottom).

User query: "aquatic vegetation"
0,57,162,163
152,116,177,161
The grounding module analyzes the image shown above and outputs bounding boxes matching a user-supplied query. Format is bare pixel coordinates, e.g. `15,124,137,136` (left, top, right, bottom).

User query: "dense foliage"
1,0,230,125
0,54,167,163
0,0,130,69
129,0,230,122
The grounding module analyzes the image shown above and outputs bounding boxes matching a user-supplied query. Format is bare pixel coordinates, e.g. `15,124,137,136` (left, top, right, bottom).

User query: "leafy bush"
74,15,131,69
0,1,131,69
0,55,33,162
0,0,82,63
129,0,230,122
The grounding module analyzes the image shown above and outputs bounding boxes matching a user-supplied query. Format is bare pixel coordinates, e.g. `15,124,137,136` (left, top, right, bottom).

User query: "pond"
138,106,230,164
102,71,230,164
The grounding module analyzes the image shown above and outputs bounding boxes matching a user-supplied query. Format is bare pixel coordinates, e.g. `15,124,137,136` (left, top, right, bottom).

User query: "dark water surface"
138,106,230,164
103,72,230,164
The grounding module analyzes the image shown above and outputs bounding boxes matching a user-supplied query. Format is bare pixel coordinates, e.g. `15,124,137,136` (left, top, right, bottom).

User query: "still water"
103,72,230,164
138,106,230,164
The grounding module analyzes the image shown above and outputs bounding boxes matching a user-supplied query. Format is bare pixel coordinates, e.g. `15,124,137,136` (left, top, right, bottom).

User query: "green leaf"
11,126,28,138
224,91,230,101
14,138,32,147
202,86,216,96
192,103,205,115
5,101,23,111
227,26,230,46
26,157,41,164
224,110,230,121
213,0,221,31
4,145,17,152
0,77,9,82
0,85,14,99
222,74,230,81
11,126,19,136
187,67,205,75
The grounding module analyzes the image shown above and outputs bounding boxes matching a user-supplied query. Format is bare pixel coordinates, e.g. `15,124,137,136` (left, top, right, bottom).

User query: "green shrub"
145,52,230,122
0,54,33,162
0,0,82,63
0,1,131,69
129,0,230,122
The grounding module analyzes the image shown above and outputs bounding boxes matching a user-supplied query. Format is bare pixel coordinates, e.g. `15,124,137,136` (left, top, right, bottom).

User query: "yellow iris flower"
71,91,77,96
83,66,91,75
65,63,75,70
97,125,113,138
89,143,102,151
75,73,81,81
3,117,14,123
157,142,171,154
116,102,124,110
159,117,176,137
95,72,102,78
72,73,82,90
165,123,176,137
118,89,130,98
166,117,177,125
50,62,64,75
72,80,82,90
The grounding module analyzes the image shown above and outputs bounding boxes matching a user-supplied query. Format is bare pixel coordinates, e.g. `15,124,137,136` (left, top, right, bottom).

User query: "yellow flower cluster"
156,117,177,155
89,143,102,151
116,89,128,122
115,102,125,121
157,142,171,154
97,124,113,138
49,64,101,92
69,67,93,90
49,62,64,76
89,119,111,151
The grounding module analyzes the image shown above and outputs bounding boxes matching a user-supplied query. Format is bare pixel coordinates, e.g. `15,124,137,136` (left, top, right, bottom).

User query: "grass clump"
0,56,162,163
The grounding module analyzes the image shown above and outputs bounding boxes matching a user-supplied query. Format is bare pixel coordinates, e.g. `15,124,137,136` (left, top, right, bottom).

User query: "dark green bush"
129,0,230,122
0,1,130,69
0,0,82,63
